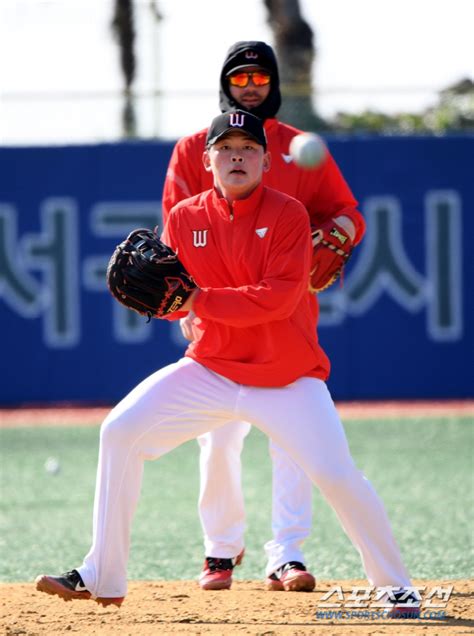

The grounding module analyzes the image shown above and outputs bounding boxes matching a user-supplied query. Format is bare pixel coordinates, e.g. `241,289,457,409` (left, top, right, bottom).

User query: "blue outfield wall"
0,135,472,405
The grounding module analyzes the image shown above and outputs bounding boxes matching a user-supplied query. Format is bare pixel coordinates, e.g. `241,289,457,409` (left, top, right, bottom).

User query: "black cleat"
35,569,123,607
387,589,420,619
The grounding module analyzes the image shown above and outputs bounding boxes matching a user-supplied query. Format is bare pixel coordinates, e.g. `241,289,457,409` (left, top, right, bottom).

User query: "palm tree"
111,0,137,137
264,0,327,130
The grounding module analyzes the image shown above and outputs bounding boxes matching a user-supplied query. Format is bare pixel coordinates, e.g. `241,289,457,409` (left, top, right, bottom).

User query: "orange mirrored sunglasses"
228,71,271,88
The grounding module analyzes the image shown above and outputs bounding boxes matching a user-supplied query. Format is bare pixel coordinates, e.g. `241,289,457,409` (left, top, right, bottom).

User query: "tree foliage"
328,78,474,134
109,1,473,137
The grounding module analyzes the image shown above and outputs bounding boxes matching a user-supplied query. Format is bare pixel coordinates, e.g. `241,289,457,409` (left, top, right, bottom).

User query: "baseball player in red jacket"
162,41,364,592
36,111,418,619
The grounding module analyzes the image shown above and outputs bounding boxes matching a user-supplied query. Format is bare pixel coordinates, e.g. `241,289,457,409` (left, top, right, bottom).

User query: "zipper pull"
230,212,234,221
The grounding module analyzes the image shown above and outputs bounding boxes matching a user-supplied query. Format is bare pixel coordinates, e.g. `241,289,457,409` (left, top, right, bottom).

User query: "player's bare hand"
333,215,356,241
180,308,197,341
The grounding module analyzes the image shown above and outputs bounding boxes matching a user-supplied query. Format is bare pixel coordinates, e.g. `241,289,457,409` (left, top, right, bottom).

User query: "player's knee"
100,412,134,447
311,463,356,493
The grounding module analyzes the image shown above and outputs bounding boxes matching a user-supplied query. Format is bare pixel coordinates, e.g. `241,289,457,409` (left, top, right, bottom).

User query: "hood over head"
219,41,281,121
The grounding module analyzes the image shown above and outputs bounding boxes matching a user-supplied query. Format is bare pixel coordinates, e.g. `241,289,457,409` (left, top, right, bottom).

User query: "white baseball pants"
77,357,411,598
198,424,313,575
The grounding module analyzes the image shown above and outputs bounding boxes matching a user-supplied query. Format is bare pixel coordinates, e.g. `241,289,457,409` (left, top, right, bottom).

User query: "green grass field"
1,416,473,584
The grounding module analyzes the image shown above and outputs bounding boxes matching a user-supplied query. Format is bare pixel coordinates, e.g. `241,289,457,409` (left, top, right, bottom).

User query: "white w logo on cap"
229,113,245,127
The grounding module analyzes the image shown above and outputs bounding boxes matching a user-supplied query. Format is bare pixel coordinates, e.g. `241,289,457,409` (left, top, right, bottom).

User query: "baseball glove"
106,228,196,319
309,219,353,292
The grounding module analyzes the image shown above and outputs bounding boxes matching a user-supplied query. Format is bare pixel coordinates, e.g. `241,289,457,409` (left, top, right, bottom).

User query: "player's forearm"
192,277,308,328
308,153,366,244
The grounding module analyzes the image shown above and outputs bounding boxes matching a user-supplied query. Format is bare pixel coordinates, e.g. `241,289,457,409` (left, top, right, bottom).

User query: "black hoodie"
219,41,282,121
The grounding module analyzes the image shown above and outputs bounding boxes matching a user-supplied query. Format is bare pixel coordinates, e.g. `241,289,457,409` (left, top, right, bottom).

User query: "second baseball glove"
107,228,196,319
309,219,353,292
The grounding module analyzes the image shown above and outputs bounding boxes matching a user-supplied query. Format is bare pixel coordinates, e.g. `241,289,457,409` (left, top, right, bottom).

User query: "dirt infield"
1,400,473,427
1,579,473,635
2,405,473,633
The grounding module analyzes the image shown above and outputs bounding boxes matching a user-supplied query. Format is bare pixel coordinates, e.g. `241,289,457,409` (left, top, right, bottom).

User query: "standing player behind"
162,41,365,592
36,112,419,619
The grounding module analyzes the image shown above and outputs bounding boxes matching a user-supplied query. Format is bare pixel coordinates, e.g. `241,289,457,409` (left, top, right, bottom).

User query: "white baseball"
289,132,326,169
45,457,60,475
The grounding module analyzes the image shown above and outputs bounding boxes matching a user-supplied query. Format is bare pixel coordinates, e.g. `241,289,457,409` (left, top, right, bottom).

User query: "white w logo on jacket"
193,230,208,247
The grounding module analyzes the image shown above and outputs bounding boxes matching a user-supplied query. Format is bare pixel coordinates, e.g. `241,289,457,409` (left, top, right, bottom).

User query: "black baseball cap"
223,41,276,77
206,109,267,150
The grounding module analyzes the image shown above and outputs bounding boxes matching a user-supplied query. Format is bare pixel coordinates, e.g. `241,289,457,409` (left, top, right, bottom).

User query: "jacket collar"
211,181,265,219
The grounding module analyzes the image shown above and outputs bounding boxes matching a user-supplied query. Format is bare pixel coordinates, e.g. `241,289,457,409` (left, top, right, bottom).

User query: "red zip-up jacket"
162,183,331,387
162,118,366,243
